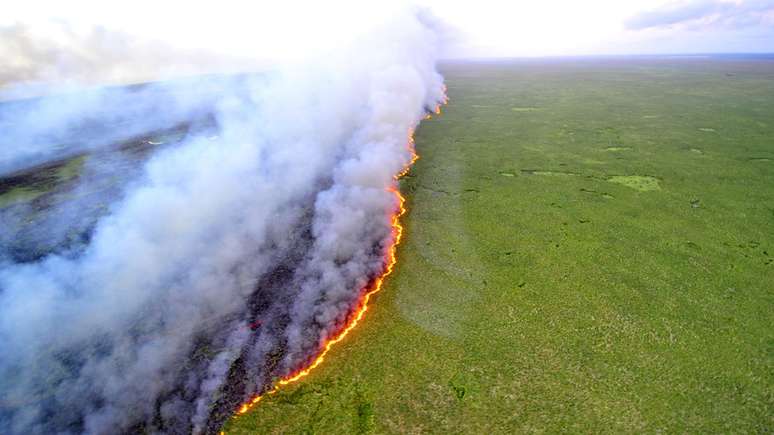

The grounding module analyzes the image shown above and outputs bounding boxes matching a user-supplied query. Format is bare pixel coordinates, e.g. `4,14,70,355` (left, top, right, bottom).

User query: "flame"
425,91,448,119
395,129,419,179
231,91,446,423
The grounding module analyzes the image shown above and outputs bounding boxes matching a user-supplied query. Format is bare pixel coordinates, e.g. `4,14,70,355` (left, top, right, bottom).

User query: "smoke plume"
0,4,445,434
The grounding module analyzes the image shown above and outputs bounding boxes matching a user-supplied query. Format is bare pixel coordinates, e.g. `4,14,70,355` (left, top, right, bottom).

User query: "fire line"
228,99,445,429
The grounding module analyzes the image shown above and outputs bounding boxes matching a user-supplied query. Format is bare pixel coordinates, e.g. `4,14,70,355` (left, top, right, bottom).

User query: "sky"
2,0,774,90
3,0,773,60
422,0,774,57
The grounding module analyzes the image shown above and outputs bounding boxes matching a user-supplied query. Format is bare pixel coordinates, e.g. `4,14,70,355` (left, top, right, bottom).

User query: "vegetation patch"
448,380,466,400
0,187,43,208
0,155,85,208
607,175,661,191
355,399,375,434
521,169,579,177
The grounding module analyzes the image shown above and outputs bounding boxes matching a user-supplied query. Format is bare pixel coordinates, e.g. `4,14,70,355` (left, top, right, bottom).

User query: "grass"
226,58,773,433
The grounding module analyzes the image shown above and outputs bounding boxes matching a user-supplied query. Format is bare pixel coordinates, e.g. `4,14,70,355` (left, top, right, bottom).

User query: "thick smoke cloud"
0,5,444,434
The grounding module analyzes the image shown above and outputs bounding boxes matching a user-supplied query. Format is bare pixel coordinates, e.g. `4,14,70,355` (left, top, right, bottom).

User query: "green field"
226,59,774,433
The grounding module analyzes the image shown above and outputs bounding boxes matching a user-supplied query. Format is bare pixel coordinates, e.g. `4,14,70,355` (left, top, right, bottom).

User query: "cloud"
626,0,774,30
0,21,266,98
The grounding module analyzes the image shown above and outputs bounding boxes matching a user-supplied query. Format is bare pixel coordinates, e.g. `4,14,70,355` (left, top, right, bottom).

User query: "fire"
230,93,446,423
425,91,448,119
395,129,419,179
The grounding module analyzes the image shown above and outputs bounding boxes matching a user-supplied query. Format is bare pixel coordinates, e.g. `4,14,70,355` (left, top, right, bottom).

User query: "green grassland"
227,59,773,433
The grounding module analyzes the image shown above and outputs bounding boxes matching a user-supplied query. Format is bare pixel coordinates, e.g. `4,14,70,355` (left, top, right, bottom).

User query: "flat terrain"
226,58,774,433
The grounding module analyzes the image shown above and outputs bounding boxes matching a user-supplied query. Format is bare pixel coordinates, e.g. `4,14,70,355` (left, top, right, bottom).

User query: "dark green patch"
354,392,375,434
448,380,466,401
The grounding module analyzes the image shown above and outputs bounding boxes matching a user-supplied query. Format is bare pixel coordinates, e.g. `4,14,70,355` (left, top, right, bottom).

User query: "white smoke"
0,3,445,434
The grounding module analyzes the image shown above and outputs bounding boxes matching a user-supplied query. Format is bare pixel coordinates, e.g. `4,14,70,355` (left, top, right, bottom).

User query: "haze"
5,1,774,62
423,0,774,57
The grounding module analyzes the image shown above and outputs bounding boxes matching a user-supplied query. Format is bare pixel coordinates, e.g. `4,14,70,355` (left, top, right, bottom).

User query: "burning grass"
225,58,774,433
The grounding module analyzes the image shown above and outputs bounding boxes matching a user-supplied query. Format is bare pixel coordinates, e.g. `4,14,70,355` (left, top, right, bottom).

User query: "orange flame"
231,91,446,423
395,129,419,179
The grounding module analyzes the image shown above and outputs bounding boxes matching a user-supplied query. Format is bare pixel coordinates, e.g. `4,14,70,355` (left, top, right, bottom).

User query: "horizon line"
439,52,774,62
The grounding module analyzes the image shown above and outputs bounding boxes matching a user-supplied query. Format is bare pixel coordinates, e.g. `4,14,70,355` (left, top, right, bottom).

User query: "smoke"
0,3,445,434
